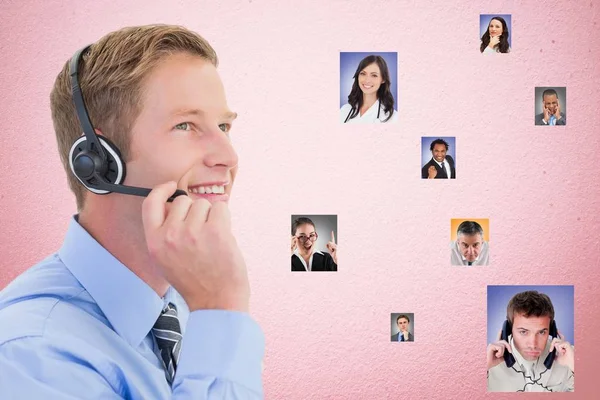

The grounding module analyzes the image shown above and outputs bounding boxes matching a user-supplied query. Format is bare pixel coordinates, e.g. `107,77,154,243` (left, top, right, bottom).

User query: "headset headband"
69,44,106,162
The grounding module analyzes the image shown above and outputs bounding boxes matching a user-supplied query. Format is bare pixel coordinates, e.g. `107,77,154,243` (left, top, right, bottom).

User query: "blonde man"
0,25,264,399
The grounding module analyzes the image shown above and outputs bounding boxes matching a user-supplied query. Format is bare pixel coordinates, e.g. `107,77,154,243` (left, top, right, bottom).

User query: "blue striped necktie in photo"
152,303,182,384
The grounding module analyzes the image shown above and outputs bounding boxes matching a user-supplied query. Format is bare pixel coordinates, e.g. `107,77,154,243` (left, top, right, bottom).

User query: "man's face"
432,143,447,163
397,318,409,332
295,224,317,252
457,233,484,262
125,53,238,204
511,314,551,361
543,94,559,114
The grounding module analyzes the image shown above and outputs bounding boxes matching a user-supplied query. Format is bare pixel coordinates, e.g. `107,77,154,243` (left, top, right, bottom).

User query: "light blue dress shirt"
0,216,264,399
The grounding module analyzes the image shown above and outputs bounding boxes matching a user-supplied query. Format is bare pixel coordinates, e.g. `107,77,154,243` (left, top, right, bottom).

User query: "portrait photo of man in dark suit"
534,87,566,126
391,314,414,342
421,138,456,179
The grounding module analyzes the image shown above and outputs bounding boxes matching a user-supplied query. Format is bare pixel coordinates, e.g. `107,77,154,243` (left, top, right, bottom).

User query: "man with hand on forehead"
487,291,574,392
291,217,338,271
535,89,566,125
0,25,264,399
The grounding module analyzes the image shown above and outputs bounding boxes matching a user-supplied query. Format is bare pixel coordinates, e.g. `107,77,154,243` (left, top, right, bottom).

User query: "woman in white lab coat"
340,55,397,123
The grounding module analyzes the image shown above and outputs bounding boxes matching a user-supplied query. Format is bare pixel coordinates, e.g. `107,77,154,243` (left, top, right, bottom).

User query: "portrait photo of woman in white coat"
340,53,398,123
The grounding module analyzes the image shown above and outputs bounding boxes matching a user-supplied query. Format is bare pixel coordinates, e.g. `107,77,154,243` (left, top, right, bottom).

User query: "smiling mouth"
362,84,374,89
187,184,227,195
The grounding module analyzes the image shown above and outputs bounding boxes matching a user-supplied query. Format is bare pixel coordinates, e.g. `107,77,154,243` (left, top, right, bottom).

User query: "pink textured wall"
1,1,599,398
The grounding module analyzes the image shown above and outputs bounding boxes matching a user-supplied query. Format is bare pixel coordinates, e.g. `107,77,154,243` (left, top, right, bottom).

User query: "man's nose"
204,131,238,168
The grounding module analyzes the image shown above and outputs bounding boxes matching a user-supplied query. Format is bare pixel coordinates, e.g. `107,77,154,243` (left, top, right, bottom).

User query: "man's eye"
519,331,527,336
175,122,191,131
218,123,231,133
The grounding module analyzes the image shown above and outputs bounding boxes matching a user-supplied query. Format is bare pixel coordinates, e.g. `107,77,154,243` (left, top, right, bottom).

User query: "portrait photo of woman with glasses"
291,216,338,271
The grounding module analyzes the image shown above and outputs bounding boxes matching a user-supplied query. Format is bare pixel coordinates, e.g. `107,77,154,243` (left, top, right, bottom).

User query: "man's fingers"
490,343,504,358
331,230,336,244
142,181,178,231
206,201,232,231
497,340,512,353
497,329,502,341
165,195,194,225
185,198,212,228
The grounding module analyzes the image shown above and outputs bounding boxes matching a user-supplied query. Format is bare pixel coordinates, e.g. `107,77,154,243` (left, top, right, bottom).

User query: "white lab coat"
340,100,398,123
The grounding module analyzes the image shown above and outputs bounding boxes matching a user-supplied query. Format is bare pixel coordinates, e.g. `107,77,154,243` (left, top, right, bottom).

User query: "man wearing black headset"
0,25,263,399
487,291,574,392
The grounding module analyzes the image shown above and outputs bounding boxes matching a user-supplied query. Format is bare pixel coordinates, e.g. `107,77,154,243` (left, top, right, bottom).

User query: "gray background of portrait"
291,214,338,254
535,86,567,117
390,313,415,337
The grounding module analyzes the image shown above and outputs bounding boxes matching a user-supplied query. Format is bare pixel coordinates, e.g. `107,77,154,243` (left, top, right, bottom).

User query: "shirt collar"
293,248,323,270
58,215,175,348
360,99,380,117
509,335,550,372
433,157,446,167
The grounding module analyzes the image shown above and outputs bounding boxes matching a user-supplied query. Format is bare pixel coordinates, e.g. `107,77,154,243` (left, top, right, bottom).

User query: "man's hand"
291,236,297,255
142,181,250,312
550,331,575,372
326,231,337,264
543,105,550,123
428,165,437,179
489,35,500,48
402,331,409,341
487,330,513,370
554,102,562,120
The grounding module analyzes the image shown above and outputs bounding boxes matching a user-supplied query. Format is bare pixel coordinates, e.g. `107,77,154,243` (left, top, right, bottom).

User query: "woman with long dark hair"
480,16,510,54
340,55,397,123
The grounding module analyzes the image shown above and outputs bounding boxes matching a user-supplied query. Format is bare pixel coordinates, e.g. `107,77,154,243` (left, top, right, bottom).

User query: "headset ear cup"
69,135,126,194
97,136,126,185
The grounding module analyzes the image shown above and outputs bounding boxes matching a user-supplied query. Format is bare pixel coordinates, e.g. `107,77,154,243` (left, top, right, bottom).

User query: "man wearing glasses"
290,217,338,271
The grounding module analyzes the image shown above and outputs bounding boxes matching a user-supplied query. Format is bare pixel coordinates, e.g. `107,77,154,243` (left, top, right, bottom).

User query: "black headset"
68,44,187,202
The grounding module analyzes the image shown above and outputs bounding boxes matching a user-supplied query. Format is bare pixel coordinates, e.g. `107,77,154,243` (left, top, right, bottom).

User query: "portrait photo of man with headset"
487,287,575,392
0,25,264,399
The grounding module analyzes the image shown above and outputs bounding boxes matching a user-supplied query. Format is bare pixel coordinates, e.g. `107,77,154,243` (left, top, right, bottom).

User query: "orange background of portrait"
450,218,490,242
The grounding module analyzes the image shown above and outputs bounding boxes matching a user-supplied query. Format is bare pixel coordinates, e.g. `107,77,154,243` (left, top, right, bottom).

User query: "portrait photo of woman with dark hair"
480,15,511,54
339,53,398,123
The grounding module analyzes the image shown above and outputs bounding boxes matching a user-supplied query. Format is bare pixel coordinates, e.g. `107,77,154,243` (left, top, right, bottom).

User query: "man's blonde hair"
50,25,218,210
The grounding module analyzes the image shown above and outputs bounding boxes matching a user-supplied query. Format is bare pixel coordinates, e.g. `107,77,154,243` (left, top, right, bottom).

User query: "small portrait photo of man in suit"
390,313,414,342
421,137,456,179
450,219,490,266
535,87,566,126
291,215,338,272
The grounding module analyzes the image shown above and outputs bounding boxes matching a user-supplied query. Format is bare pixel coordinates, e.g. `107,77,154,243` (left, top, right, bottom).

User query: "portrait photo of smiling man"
0,25,264,399
421,137,456,179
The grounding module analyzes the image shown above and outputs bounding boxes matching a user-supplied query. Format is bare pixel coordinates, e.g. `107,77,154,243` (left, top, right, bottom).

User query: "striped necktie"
152,303,182,384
